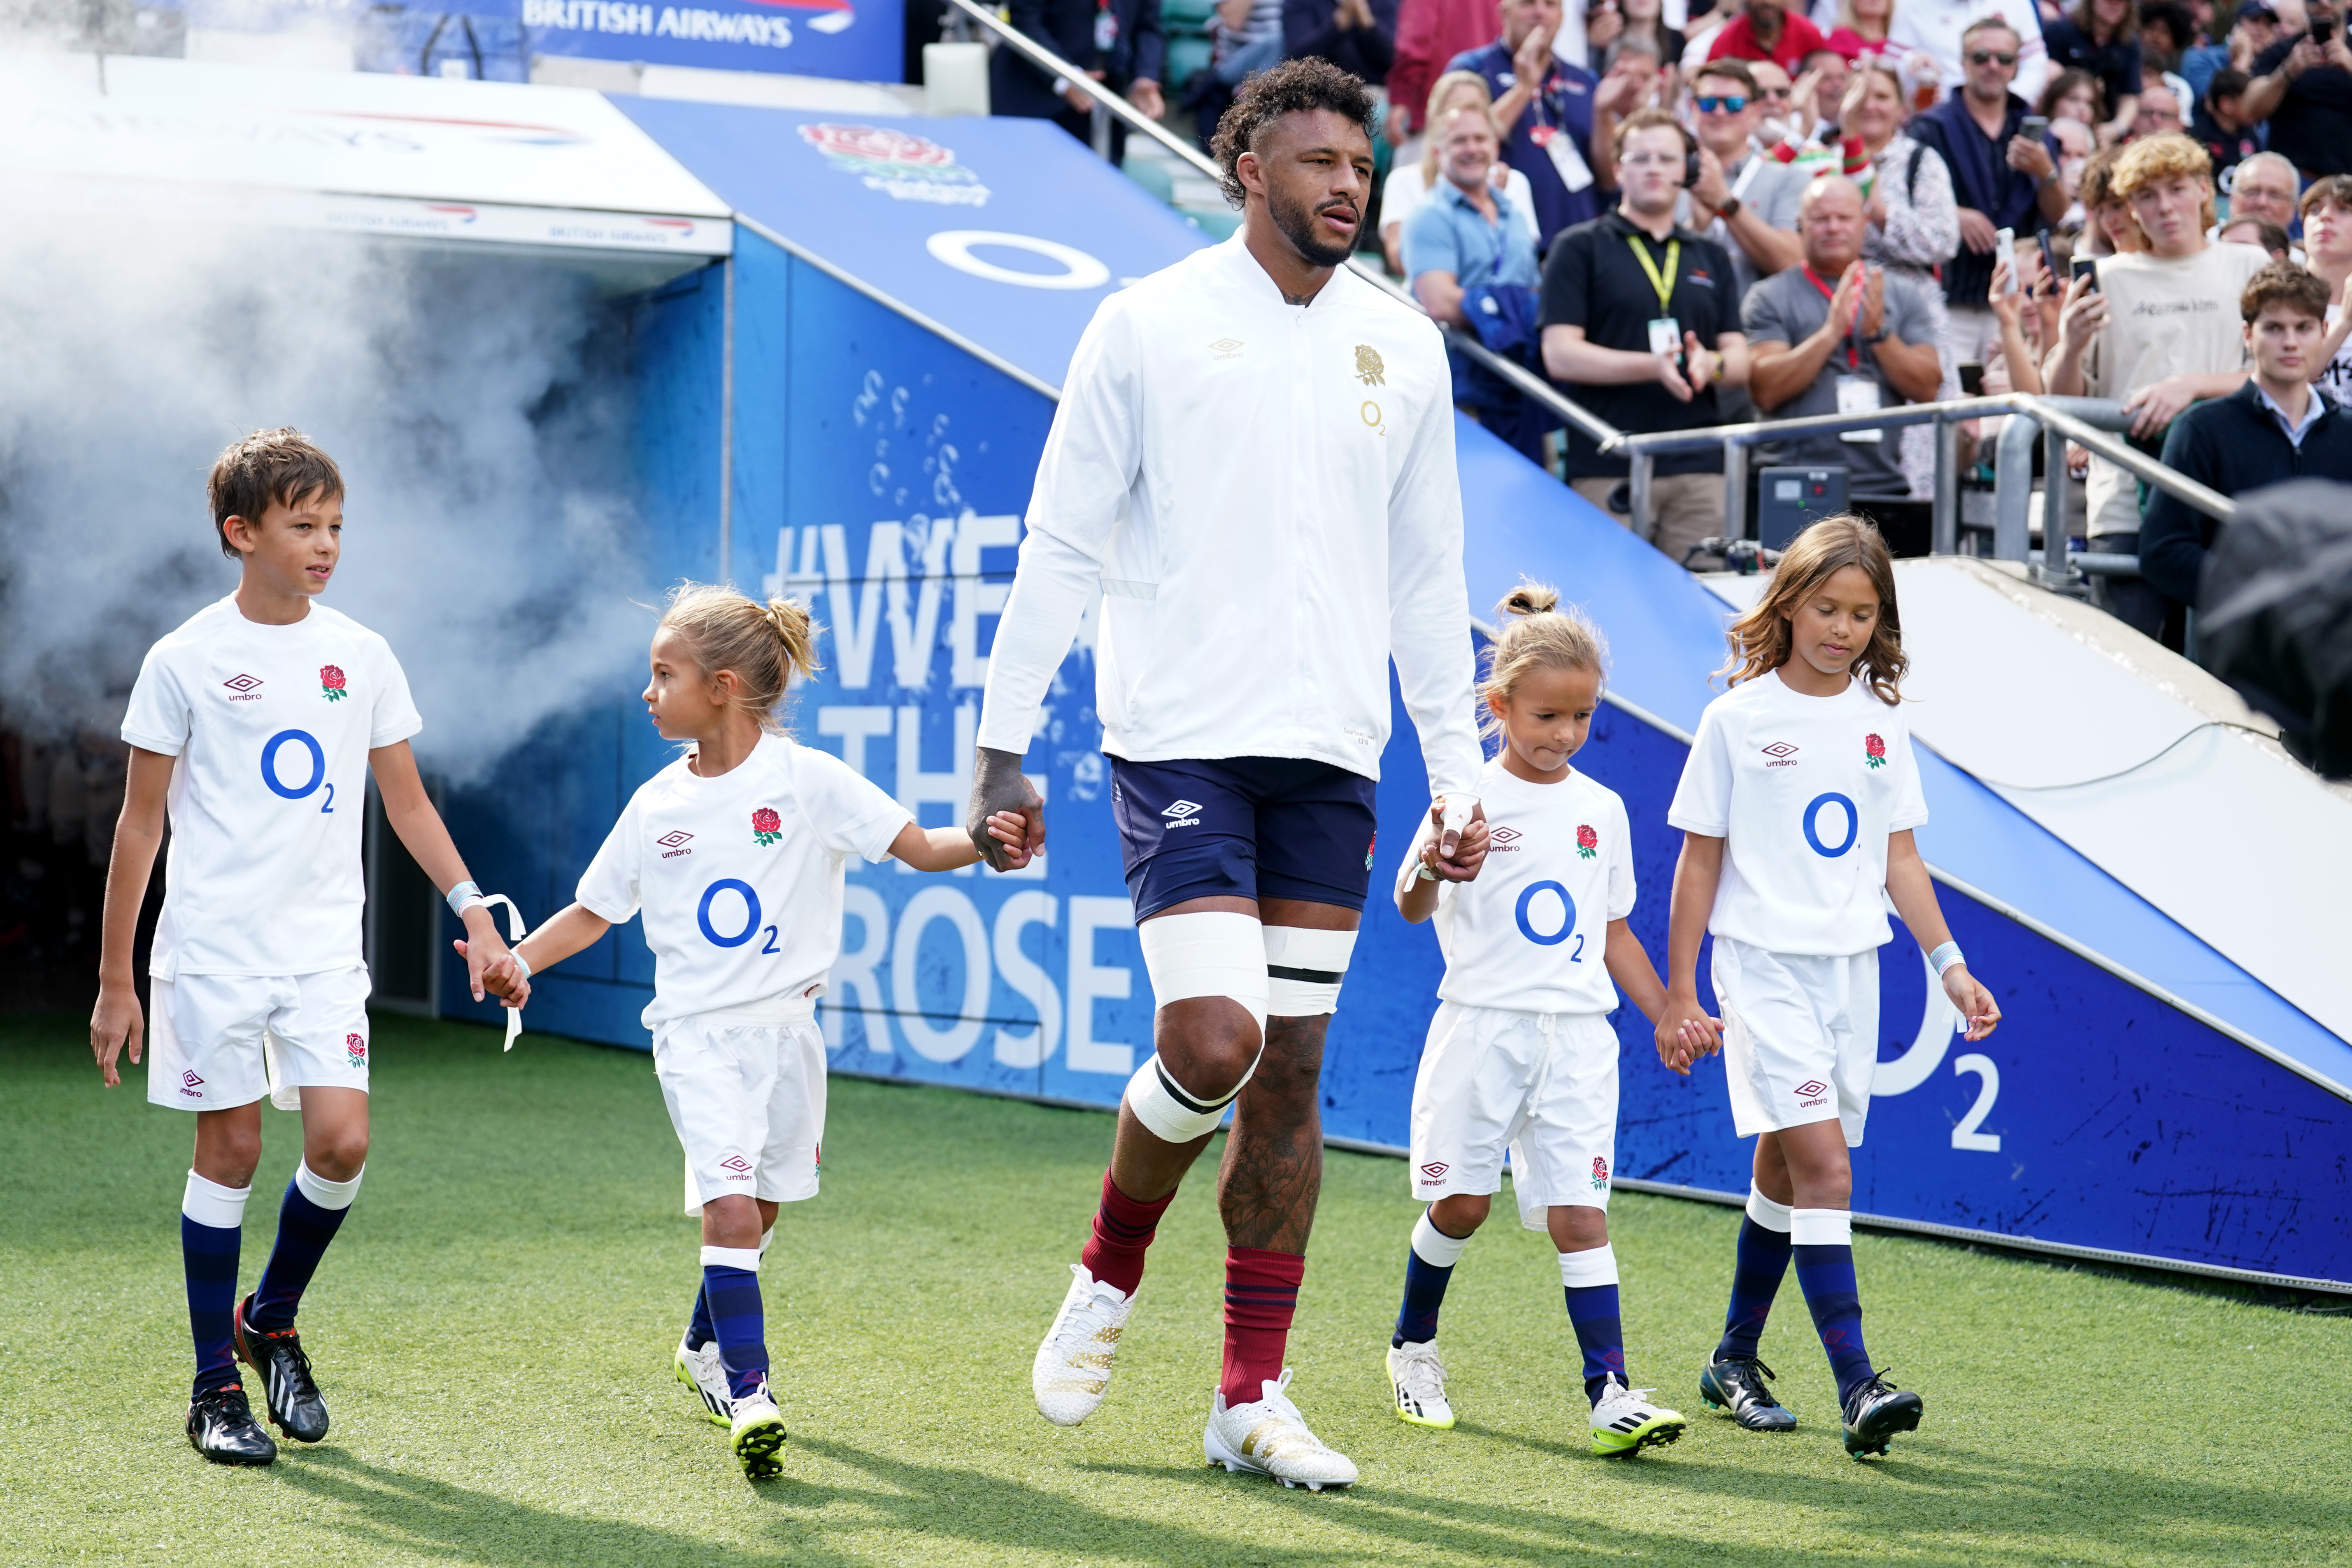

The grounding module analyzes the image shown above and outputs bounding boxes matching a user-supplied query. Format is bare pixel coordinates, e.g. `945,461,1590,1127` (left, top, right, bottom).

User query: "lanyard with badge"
1804,264,1881,443
1629,233,1683,362
1522,65,1596,194
1095,0,1117,53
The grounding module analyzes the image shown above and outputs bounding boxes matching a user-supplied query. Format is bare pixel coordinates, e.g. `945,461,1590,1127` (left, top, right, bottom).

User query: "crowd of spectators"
977,0,2352,646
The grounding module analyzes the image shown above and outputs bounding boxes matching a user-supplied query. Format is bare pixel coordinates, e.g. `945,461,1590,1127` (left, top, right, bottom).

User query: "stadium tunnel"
12,54,2346,1291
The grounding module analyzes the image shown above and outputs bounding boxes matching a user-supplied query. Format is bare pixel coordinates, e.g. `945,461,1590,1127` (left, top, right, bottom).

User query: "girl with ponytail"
477,582,1031,1481
1380,582,1698,1457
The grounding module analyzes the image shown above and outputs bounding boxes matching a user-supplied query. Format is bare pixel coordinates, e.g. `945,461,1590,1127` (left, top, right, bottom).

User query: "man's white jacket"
976,231,1486,800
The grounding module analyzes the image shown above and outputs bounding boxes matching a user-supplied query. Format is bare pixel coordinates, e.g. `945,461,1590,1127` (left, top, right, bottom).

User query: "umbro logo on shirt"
1210,337,1244,360
1490,825,1523,852
1161,798,1203,829
221,673,264,702
1761,741,1799,768
658,830,695,860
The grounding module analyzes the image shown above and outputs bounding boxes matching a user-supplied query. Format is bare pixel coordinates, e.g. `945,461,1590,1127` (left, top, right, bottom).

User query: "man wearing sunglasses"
1906,17,2067,363
1887,0,2050,103
1679,58,1808,305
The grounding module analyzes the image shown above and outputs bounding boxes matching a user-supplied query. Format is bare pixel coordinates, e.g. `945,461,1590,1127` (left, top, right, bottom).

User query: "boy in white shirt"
482,584,1030,1480
1659,515,2001,1460
90,429,520,1466
1383,584,1696,1458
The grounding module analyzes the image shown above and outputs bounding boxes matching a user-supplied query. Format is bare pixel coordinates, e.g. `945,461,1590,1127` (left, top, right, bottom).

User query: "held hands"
966,746,1045,872
90,982,145,1088
1942,963,2001,1041
978,809,1038,870
451,903,512,1004
1418,795,1491,881
465,942,532,1008
1653,988,1723,1074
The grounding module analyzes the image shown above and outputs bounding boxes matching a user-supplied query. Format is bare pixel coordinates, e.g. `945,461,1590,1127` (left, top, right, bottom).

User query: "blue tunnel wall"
433,158,2351,1289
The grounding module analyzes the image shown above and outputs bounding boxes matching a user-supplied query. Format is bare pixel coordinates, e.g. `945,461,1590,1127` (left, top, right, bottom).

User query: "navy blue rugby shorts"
1108,756,1380,921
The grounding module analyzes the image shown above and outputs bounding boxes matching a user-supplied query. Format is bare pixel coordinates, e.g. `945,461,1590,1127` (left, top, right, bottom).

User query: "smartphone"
2021,114,2049,141
1960,362,1985,395
2072,255,2100,293
2315,16,2335,42
1996,226,2017,291
2037,230,2060,293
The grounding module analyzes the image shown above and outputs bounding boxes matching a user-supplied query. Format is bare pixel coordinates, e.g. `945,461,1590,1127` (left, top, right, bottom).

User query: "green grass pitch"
3,1011,2347,1567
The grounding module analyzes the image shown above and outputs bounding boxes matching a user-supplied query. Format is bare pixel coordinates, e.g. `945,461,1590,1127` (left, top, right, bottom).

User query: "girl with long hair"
1659,516,2001,1461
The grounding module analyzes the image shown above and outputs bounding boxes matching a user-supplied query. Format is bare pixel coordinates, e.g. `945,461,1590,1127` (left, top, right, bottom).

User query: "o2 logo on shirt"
1803,792,1858,858
261,730,334,814
1514,879,1584,959
698,878,780,955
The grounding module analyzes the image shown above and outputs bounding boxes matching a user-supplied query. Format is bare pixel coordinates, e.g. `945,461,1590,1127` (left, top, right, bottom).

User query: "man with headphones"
967,59,1489,1491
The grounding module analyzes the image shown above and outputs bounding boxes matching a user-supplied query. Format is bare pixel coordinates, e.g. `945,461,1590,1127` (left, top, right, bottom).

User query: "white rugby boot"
728,1380,789,1480
1205,1369,1360,1491
1589,1375,1688,1457
1031,1264,1133,1427
674,1335,731,1428
1386,1340,1457,1429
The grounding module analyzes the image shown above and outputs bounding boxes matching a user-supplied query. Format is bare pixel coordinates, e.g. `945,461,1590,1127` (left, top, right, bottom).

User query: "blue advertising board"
438,93,2350,1289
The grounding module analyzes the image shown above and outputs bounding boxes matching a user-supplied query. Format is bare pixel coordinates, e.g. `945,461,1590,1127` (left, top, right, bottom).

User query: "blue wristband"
1928,941,1964,976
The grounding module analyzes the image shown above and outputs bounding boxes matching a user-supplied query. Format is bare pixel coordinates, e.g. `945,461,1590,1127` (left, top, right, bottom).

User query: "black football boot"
1698,1352,1798,1432
186,1383,277,1466
233,1293,330,1442
1840,1371,1925,1459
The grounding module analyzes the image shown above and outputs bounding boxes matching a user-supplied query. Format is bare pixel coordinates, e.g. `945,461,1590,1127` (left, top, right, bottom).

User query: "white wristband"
1928,941,1964,977
446,879,484,918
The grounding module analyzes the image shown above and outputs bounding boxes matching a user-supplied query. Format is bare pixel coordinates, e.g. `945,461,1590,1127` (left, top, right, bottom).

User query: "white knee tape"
1137,912,1268,1033
1126,1052,1256,1142
1263,926,1357,1017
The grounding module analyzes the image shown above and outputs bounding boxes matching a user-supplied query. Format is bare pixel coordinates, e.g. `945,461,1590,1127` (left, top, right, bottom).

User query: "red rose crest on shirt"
752,807,783,847
320,664,348,702
1575,823,1598,859
1864,733,1887,769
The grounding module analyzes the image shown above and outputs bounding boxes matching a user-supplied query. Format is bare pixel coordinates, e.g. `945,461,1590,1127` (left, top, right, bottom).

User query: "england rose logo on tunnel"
320,664,347,702
1865,733,1887,768
1576,824,1598,859
752,807,783,847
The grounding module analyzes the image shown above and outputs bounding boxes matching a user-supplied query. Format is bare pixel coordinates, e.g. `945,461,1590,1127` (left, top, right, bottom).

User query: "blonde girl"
1660,517,1999,1460
1382,584,1693,1459
478,584,1028,1480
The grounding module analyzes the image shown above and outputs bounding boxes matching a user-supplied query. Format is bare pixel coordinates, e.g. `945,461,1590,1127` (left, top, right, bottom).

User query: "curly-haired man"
967,57,1491,1489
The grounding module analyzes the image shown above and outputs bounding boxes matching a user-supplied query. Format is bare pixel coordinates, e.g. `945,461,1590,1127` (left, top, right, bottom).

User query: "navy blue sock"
1717,1214,1794,1361
685,1283,717,1352
1794,1240,1874,1404
704,1263,769,1399
1563,1284,1627,1406
1391,1212,1470,1347
249,1168,356,1333
183,1212,242,1398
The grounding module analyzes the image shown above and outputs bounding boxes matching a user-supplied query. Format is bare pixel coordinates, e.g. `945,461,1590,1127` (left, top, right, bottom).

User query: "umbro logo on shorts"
1161,798,1203,829
1761,741,1799,767
180,1069,205,1099
719,1156,754,1179
221,673,264,702
1795,1078,1829,1108
1418,1161,1449,1183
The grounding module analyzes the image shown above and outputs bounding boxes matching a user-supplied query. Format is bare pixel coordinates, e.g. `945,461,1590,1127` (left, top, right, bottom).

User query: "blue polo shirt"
1402,175,1541,292
1443,40,1602,252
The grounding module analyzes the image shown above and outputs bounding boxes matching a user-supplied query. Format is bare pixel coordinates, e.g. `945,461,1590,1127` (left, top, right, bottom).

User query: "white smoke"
0,219,657,784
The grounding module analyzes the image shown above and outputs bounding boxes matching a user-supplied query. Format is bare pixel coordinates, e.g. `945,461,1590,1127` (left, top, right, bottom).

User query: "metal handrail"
935,0,2238,582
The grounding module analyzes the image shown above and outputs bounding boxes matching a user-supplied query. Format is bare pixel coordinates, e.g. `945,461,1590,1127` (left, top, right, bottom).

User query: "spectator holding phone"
2243,0,2352,179
2045,134,2268,636
1908,17,2069,364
